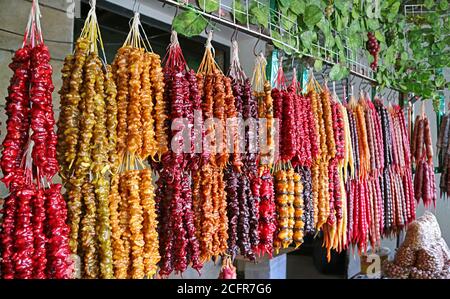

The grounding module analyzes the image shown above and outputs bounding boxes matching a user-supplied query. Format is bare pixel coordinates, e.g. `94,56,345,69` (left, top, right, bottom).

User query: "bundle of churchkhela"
57,2,116,279
109,13,162,279
2,0,431,277
437,109,450,198
412,104,437,207
155,31,202,277
1,0,71,279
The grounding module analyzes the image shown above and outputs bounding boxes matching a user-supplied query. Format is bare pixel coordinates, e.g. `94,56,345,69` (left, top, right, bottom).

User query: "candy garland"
57,2,115,278
307,74,331,232
194,31,229,264
322,90,348,260
224,40,261,261
412,103,437,208
438,110,450,198
110,13,162,278
252,54,276,257
156,31,202,277
1,0,71,279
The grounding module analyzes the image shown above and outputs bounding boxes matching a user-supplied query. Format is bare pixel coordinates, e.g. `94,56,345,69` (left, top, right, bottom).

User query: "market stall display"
1,0,447,281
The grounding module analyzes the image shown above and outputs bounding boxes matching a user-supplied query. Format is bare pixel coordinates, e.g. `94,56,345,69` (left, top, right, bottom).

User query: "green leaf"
374,30,385,42
348,20,361,34
232,0,247,24
172,10,208,37
424,0,434,9
198,0,219,13
335,36,344,51
329,64,342,81
289,0,305,15
439,0,449,11
383,45,397,67
278,2,290,14
348,32,362,51
334,0,349,12
250,3,269,28
325,35,335,48
335,13,344,32
281,9,297,31
366,1,375,18
300,30,317,50
367,18,380,30
304,4,323,27
278,0,291,8
341,14,349,27
401,52,408,61
435,74,446,88
314,59,323,72
329,64,349,81
390,2,400,15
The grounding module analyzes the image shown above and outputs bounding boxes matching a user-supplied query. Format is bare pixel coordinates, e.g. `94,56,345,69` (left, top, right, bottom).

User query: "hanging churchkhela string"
57,1,115,279
156,30,202,277
109,12,162,279
1,0,71,279
252,53,276,258
195,30,229,264
412,103,436,208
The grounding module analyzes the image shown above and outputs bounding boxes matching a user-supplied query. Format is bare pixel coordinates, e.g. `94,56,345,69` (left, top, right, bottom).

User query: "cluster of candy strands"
306,74,332,232
342,94,415,254
193,30,229,264
321,87,349,260
412,103,436,208
0,0,71,279
438,108,450,198
155,31,202,277
57,1,117,278
109,13,162,279
251,54,276,257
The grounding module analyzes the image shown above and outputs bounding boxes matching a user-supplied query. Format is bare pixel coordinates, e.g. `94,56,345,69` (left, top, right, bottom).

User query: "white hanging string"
229,40,246,83
251,53,267,93
169,30,179,50
205,30,215,57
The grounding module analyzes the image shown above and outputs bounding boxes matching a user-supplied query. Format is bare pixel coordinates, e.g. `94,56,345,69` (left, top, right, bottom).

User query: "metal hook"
231,27,238,42
171,6,179,30
253,35,262,56
321,64,329,82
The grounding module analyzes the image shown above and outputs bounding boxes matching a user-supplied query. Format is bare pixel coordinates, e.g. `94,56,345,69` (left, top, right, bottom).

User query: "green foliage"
198,0,219,13
232,0,247,24
172,10,208,37
250,1,270,29
171,0,449,100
